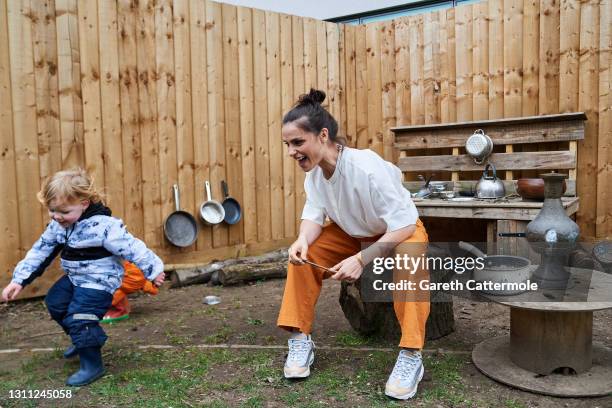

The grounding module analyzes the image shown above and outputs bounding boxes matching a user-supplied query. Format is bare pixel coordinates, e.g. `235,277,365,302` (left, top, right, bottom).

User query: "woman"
277,89,430,400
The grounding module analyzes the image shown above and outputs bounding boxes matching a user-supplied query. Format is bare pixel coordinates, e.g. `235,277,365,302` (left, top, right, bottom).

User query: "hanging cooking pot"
164,184,199,247
199,180,225,226
221,180,242,225
465,129,493,164
476,163,505,199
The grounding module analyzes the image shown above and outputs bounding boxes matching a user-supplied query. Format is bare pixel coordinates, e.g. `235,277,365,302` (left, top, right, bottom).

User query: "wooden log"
338,244,454,341
218,261,287,286
169,249,288,287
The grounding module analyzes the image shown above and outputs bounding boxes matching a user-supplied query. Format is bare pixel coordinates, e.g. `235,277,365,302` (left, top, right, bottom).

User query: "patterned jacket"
12,202,164,294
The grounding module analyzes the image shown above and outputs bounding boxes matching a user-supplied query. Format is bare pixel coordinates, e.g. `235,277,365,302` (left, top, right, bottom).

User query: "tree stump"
339,244,455,341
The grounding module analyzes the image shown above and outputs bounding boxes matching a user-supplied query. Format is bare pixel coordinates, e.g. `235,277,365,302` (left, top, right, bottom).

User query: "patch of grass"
505,399,526,408
237,331,258,344
246,317,264,326
242,395,264,407
204,324,233,344
420,354,476,407
333,330,385,347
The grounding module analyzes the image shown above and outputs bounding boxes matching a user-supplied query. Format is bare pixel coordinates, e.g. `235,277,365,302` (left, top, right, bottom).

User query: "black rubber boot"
66,347,105,386
63,345,78,359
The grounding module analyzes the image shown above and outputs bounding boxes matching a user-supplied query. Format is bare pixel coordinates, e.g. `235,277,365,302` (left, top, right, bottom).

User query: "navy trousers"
45,275,113,349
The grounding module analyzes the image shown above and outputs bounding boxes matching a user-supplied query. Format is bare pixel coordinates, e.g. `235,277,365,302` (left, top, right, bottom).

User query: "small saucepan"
458,241,532,295
199,181,225,226
164,184,199,247
221,180,242,225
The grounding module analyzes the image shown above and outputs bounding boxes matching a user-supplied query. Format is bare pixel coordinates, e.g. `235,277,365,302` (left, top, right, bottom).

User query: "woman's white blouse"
301,147,419,238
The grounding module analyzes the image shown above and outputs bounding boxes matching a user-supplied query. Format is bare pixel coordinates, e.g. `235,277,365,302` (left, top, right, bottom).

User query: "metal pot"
476,163,505,199
458,241,532,295
199,181,225,226
465,129,493,164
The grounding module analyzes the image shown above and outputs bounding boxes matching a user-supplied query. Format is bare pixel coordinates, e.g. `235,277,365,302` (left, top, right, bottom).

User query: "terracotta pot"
516,178,566,201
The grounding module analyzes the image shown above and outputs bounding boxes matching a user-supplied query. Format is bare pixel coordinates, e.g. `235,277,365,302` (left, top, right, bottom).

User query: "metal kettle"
476,163,505,199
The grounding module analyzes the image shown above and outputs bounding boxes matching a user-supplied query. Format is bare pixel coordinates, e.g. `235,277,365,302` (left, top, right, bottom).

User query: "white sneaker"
284,334,315,378
385,350,424,400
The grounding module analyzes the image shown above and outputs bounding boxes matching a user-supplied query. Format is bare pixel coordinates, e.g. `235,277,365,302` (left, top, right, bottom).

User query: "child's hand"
153,272,165,287
2,282,23,302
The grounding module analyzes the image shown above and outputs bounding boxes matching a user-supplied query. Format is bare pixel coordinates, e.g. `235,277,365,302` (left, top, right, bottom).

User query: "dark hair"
282,89,344,145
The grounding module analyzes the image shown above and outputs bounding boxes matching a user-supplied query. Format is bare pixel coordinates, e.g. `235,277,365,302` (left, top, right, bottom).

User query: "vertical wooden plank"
8,0,43,253
381,20,396,161
338,25,347,142
206,0,228,247
136,0,161,248
424,12,441,125
445,9,457,123
56,0,84,168
222,4,243,245
441,8,460,182
355,24,369,148
237,6,257,243
78,0,105,194
292,15,306,232
409,16,424,125
31,0,61,189
175,0,196,249
559,0,581,113
280,14,295,238
0,0,22,287
597,0,611,237
266,11,283,240
155,0,178,249
505,0,524,181
489,0,504,119
303,18,317,90
344,24,357,146
395,16,411,126
504,0,523,119
539,0,560,114
117,0,143,238
190,0,211,250
577,0,599,238
98,0,124,219
522,0,540,116
366,22,383,154
252,9,271,242
455,5,473,121
316,20,327,94
326,22,341,121
472,2,488,120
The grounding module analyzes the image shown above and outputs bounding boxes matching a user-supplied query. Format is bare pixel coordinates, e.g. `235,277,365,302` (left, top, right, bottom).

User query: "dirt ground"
1,277,611,407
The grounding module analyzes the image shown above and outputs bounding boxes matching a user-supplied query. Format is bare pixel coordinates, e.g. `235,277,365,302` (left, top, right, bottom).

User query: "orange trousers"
106,261,159,318
277,219,430,349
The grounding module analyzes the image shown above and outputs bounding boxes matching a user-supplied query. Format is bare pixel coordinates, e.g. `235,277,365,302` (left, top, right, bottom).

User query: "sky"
214,0,416,20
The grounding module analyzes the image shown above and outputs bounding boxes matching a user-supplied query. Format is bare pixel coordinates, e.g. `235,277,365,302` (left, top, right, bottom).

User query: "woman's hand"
2,282,23,302
289,236,309,265
330,254,364,283
153,272,165,287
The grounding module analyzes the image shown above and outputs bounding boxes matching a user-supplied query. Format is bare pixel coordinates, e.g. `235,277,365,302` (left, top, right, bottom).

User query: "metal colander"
465,129,493,164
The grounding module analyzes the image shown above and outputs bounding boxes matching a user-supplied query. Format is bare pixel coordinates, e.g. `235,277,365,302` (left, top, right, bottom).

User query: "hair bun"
297,88,326,106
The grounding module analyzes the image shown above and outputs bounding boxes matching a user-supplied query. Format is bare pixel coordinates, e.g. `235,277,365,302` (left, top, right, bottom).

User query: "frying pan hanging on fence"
164,184,199,247
221,180,242,225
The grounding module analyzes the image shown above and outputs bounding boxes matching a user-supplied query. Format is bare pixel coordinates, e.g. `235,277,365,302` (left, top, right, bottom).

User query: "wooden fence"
1,0,610,298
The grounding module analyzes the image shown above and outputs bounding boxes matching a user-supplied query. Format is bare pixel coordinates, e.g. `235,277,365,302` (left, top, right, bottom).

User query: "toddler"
1,168,164,386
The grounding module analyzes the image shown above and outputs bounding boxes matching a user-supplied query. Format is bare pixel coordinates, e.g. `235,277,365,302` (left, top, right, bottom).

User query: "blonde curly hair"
37,168,104,206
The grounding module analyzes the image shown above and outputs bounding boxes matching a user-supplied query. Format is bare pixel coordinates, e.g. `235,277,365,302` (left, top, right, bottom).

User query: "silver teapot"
476,163,505,199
